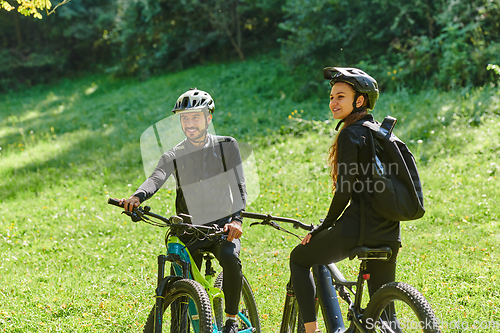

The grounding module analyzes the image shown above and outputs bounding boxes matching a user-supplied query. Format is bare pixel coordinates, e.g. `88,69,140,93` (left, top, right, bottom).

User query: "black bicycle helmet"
172,88,215,114
323,67,379,110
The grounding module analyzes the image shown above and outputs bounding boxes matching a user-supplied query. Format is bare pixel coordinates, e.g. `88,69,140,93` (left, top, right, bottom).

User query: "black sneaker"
221,319,238,333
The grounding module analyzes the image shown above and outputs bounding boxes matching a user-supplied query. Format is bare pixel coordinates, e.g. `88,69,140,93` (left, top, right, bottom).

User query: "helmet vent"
172,88,215,114
182,97,190,108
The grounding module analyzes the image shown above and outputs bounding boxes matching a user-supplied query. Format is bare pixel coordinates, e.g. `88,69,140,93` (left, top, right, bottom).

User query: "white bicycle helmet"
172,88,215,114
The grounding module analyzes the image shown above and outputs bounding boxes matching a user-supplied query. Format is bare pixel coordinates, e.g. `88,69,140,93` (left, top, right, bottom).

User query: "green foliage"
0,0,72,19
1,57,500,331
0,0,115,91
280,0,500,90
107,0,285,79
1,0,499,92
487,63,500,81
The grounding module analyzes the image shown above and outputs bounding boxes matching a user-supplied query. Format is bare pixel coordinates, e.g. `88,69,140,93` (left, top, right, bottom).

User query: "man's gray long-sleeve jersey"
134,134,247,225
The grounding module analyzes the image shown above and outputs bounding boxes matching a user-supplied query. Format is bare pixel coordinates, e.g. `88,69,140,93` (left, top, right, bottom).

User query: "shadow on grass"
0,125,144,203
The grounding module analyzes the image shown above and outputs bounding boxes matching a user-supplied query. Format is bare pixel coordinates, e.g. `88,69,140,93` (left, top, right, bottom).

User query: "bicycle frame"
282,253,396,333
242,211,394,333
153,232,255,333
106,199,257,333
313,265,346,332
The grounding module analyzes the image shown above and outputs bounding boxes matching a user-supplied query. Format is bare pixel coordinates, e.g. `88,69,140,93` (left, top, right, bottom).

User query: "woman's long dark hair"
328,108,368,193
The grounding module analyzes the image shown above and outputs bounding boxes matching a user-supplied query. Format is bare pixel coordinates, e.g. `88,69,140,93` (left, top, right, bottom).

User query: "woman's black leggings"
290,225,400,323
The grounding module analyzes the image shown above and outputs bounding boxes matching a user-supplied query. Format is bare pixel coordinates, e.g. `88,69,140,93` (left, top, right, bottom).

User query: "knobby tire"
363,282,441,333
213,272,261,332
143,279,213,333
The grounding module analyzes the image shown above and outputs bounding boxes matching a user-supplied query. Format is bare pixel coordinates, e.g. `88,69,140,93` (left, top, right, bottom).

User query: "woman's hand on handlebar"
224,221,243,242
301,233,312,245
119,196,140,212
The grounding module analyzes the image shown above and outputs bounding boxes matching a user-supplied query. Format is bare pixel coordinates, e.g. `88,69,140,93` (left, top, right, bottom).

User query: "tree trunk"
230,0,244,61
234,0,242,56
226,30,245,61
13,10,23,49
203,0,245,61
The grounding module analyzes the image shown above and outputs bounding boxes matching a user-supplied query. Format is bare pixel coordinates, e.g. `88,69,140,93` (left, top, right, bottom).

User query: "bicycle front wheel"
214,272,261,332
280,294,306,333
363,282,441,333
143,279,213,333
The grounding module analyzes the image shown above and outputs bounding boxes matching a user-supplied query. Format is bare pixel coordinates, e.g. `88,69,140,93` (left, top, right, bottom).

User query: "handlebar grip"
108,198,124,208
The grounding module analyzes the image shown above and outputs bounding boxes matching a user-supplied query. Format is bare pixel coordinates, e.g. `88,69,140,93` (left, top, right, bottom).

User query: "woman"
289,67,401,333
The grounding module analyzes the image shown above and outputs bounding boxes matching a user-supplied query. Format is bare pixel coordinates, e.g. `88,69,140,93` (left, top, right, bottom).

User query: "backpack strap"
380,116,397,135
218,141,228,173
172,142,187,190
173,158,181,189
360,116,397,139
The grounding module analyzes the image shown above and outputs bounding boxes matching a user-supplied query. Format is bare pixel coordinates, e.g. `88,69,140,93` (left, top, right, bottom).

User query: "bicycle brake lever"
260,219,280,228
121,210,144,222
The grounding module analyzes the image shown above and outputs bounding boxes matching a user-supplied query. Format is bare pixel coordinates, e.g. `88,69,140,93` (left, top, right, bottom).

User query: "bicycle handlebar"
241,211,314,231
108,197,123,208
107,198,228,239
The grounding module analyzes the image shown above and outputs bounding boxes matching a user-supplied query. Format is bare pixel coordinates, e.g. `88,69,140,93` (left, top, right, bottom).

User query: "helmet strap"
335,119,345,131
351,91,365,113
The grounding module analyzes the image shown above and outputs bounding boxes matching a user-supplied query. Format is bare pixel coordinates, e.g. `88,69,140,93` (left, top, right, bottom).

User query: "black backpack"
357,116,425,244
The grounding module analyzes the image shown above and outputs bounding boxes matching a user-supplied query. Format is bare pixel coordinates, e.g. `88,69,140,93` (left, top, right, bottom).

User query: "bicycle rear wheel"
363,282,441,333
143,279,213,333
214,272,261,332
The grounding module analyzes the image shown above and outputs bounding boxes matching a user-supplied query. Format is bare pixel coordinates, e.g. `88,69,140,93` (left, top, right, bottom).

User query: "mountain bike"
108,198,261,333
242,211,441,333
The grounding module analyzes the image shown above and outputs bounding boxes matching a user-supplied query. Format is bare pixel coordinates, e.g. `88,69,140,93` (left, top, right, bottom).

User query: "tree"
0,0,72,19
0,0,116,91
200,0,245,61
279,0,500,90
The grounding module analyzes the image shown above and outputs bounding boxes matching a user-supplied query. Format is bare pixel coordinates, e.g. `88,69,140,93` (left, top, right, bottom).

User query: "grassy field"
1,55,499,332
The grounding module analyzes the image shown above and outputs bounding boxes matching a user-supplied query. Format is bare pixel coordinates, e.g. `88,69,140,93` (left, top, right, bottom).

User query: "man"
120,88,247,333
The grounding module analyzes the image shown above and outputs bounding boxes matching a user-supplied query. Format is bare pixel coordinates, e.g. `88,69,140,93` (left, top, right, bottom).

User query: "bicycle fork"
154,254,190,333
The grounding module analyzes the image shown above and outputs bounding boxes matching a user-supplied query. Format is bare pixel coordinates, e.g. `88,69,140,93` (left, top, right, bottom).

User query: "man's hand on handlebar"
224,221,243,242
119,196,140,212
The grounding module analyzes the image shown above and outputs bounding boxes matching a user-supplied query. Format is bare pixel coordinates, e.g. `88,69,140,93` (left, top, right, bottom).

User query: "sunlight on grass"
0,56,499,331
1,130,92,171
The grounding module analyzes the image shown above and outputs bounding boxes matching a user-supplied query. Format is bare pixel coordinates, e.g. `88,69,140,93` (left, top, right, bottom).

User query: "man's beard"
183,127,207,144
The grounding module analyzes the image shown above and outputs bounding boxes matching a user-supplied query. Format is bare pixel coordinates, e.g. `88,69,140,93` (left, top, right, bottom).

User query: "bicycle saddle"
348,246,392,260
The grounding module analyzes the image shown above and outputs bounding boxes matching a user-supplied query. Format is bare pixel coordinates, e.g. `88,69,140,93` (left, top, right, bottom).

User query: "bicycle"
241,211,441,333
107,198,261,333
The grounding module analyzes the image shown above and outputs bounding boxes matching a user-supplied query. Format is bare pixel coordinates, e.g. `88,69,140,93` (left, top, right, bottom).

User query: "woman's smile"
329,82,356,120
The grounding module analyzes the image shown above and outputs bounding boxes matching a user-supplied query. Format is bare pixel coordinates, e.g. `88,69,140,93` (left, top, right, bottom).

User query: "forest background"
2,0,500,91
1,0,500,332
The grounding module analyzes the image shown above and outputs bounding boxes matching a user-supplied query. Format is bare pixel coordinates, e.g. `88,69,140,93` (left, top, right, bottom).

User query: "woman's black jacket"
311,114,400,243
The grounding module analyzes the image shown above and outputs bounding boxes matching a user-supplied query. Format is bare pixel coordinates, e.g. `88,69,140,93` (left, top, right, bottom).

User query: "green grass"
1,55,499,332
